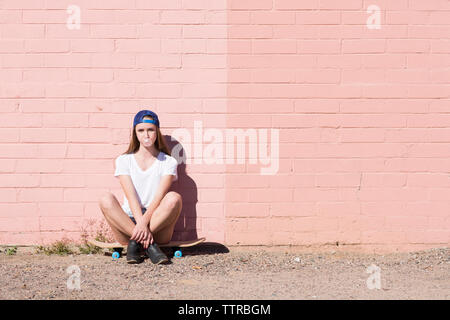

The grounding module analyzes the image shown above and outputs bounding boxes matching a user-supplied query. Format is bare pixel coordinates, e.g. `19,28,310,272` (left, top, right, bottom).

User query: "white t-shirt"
114,151,178,218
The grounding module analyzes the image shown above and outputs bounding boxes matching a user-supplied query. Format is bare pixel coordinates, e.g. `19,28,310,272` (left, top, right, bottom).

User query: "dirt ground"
0,244,448,300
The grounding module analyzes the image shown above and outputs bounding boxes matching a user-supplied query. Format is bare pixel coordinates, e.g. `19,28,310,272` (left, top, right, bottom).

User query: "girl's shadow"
165,135,198,241
164,135,228,256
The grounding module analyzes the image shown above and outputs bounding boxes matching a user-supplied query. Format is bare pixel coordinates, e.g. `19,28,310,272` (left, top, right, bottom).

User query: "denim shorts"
128,207,146,224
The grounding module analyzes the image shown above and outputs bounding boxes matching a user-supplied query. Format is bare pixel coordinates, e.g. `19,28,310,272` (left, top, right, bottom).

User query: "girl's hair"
123,115,171,155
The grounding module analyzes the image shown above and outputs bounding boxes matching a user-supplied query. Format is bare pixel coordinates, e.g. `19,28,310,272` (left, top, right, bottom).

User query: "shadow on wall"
165,135,199,241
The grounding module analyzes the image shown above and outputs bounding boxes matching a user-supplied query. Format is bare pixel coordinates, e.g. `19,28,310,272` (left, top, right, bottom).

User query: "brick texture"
225,0,450,248
0,1,449,250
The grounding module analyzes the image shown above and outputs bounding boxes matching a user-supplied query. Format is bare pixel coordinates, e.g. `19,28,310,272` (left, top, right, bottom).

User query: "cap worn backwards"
133,110,160,128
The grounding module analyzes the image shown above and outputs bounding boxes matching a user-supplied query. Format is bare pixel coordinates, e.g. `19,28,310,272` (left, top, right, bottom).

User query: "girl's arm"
117,175,145,222
140,175,175,226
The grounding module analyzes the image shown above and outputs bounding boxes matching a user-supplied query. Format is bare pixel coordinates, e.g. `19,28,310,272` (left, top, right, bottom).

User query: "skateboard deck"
88,237,206,249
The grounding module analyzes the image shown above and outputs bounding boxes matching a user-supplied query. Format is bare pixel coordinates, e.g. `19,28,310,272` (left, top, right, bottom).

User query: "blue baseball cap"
133,110,160,128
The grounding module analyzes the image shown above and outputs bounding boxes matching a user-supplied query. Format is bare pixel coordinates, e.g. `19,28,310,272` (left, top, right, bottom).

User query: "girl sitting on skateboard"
99,110,182,264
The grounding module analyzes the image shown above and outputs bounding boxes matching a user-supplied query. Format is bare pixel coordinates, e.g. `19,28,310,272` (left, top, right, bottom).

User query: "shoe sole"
127,257,143,264
154,258,169,265
145,253,169,265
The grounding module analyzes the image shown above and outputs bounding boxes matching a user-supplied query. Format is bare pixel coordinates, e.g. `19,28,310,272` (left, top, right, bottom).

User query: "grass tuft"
36,239,74,256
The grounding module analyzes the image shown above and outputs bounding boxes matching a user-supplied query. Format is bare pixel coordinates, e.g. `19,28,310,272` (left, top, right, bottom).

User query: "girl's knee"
165,191,182,209
99,192,116,210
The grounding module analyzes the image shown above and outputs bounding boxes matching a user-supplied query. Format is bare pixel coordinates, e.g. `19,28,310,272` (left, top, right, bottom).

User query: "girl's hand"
141,232,154,249
130,221,150,243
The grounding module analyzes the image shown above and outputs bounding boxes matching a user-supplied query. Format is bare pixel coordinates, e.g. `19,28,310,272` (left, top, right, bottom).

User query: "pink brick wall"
225,0,450,249
1,0,449,250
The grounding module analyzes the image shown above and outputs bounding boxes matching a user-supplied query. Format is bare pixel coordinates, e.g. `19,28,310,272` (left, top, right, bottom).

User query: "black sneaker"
126,240,144,264
146,243,169,265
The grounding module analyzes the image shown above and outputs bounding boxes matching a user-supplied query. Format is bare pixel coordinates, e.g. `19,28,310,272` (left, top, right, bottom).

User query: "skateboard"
87,237,206,259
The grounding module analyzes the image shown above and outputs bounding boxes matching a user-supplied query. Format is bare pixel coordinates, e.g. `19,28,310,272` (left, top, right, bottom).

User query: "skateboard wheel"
112,251,120,260
174,250,182,258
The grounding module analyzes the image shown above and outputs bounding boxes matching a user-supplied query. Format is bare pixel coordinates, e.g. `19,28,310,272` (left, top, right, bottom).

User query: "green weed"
4,246,17,255
36,239,74,256
77,242,102,254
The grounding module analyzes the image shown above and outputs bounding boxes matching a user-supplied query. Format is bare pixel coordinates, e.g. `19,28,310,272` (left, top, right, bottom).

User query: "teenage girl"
99,110,182,264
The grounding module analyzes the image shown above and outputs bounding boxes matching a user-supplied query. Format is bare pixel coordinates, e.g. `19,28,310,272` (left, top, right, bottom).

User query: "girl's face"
135,121,157,148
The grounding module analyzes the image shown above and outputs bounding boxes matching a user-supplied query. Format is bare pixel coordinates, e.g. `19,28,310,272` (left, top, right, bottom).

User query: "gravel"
0,245,448,300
